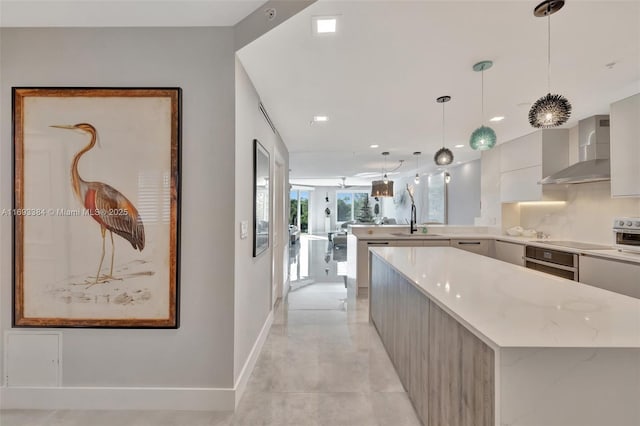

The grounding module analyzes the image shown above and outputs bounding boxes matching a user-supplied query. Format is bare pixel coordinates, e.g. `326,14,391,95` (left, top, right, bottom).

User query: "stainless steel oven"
524,246,578,281
613,217,640,253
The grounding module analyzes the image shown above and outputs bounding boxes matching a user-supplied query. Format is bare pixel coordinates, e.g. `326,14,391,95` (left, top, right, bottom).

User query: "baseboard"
0,385,235,411
0,306,274,412
233,309,273,408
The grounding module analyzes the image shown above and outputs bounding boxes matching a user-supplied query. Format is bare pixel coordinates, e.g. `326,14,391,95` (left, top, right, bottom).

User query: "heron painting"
51,123,146,286
13,87,180,328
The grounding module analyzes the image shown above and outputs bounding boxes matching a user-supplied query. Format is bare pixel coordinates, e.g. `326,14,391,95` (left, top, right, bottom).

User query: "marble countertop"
370,246,640,348
352,231,640,265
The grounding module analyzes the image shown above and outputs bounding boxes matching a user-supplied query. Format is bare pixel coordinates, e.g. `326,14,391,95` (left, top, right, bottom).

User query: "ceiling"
0,0,267,27
237,0,640,186
2,0,637,188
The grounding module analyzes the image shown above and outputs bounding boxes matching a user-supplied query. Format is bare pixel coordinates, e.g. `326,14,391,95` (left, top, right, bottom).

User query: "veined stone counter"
369,246,640,426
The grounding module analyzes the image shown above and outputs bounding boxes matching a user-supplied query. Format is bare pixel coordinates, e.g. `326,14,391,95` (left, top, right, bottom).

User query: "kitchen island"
370,246,640,426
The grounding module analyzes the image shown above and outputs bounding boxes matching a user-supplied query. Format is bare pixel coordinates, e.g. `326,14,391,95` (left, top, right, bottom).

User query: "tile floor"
0,235,421,426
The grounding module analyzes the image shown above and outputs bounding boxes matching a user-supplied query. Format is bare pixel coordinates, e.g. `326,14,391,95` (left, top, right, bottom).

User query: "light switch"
240,220,248,239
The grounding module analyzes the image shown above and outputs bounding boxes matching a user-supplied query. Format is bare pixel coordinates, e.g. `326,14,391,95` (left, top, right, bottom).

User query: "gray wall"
234,58,289,382
0,27,236,387
447,160,481,225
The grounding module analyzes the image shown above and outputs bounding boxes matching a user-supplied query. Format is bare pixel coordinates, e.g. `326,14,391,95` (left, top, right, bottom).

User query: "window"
337,192,352,222
290,189,309,232
337,191,370,223
427,173,447,224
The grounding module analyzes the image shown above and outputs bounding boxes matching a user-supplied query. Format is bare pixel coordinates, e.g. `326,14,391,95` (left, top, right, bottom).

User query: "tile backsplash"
517,181,640,244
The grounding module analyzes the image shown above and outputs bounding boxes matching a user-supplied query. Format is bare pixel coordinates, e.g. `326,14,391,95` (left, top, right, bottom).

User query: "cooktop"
536,241,611,250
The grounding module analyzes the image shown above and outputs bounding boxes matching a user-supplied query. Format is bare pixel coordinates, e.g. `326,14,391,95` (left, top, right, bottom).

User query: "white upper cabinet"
610,93,640,197
499,129,569,202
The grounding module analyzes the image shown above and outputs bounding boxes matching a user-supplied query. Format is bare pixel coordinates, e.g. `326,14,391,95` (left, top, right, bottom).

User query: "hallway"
0,235,421,426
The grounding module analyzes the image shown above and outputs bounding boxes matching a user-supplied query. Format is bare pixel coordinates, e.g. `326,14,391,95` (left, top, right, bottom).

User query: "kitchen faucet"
406,183,417,234
410,204,417,234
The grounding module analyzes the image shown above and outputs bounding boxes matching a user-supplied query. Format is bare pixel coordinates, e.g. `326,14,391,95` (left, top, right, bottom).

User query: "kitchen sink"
390,232,441,237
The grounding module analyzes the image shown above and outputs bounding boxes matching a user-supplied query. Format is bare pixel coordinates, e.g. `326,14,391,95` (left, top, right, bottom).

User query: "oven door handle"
524,257,577,272
613,228,640,234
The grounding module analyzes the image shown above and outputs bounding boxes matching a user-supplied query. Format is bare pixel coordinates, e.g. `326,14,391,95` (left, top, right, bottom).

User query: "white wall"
309,187,331,234
0,27,236,391
234,58,289,383
478,146,501,227
447,160,481,225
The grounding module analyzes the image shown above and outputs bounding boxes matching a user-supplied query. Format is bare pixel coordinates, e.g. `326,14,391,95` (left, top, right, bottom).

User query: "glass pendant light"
413,151,421,184
529,0,571,128
469,60,497,150
444,171,451,184
434,96,454,166
371,151,394,197
382,151,389,184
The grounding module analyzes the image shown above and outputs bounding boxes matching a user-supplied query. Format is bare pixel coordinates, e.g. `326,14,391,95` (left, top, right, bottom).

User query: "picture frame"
12,87,181,328
253,139,270,257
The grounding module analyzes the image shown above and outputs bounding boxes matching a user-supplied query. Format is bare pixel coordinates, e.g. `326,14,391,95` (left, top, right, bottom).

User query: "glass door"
290,189,310,233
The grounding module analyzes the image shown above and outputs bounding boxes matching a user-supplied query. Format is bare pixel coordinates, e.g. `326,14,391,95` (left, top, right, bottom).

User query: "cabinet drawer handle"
458,241,481,245
369,242,390,245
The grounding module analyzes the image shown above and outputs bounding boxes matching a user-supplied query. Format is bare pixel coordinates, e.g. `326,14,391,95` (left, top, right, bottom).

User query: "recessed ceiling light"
489,116,505,122
313,16,338,34
454,144,464,148
370,144,379,148
456,161,462,165
313,115,328,122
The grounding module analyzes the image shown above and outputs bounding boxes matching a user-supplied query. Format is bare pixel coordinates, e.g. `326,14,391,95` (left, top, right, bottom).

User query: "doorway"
272,160,286,307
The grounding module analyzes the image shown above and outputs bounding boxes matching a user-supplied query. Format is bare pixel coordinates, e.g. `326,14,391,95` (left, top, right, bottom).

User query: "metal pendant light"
371,151,394,197
529,0,571,128
469,60,497,150
434,96,454,166
413,151,421,184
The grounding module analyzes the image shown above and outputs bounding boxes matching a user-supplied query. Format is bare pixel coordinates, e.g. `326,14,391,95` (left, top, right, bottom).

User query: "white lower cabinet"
495,240,525,267
450,239,491,256
579,254,640,299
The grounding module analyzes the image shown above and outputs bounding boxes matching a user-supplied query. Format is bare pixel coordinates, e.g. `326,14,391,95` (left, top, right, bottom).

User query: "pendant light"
434,96,454,166
371,151,394,197
469,60,497,150
444,171,451,184
413,152,421,184
529,0,571,128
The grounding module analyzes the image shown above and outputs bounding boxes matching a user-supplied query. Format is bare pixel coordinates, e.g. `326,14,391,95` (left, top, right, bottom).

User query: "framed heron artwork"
12,87,181,328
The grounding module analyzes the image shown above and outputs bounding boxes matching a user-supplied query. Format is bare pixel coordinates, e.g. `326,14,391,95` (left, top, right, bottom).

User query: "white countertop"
352,231,640,265
370,246,640,348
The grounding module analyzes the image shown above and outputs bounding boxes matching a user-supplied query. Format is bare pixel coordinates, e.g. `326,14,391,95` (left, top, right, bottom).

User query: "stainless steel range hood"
540,115,610,184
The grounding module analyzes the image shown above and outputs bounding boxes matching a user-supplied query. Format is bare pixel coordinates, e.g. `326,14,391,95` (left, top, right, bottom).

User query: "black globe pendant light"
434,96,454,166
529,0,572,128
